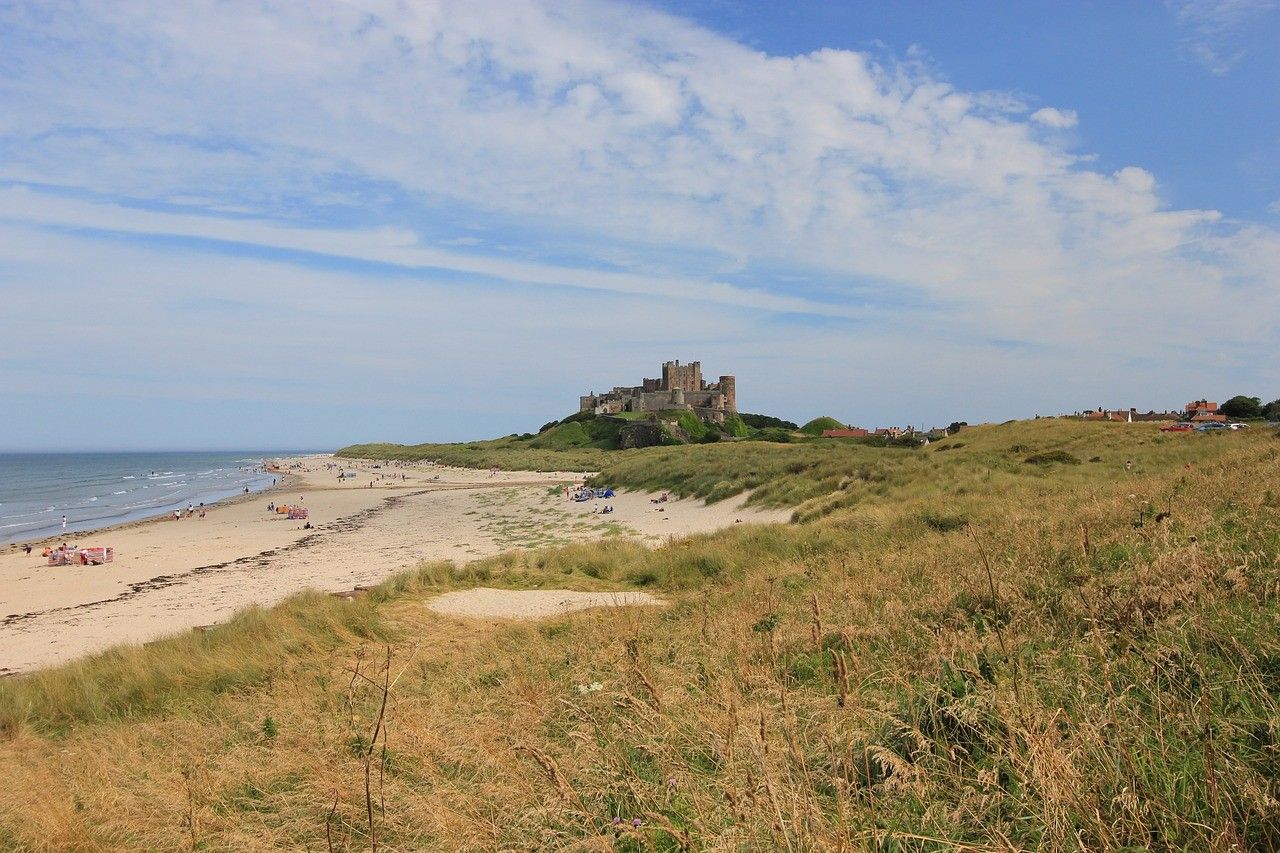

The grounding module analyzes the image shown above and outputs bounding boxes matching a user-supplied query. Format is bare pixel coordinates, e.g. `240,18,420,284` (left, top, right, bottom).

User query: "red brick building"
1186,400,1227,423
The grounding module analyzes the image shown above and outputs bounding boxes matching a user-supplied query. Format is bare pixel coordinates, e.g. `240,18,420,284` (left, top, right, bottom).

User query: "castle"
580,360,737,423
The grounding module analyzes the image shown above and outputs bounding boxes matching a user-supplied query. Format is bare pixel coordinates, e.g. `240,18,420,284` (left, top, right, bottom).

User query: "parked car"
1160,423,1194,432
1196,422,1228,431
1228,422,1249,430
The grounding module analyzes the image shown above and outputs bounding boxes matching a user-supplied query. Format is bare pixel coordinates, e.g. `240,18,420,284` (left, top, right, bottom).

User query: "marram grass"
2,420,1279,850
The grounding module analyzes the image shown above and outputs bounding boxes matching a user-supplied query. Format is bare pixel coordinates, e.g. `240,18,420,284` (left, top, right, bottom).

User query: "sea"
0,451,317,545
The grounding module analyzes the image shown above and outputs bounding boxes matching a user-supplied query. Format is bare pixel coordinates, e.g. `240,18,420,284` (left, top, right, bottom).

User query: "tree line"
1220,395,1280,420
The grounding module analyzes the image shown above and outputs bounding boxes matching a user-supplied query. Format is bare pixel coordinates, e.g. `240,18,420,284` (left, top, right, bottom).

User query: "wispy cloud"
1168,0,1278,74
0,0,1277,444
0,188,858,319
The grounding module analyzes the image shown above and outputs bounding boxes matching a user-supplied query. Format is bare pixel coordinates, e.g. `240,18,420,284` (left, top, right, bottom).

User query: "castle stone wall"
580,359,737,422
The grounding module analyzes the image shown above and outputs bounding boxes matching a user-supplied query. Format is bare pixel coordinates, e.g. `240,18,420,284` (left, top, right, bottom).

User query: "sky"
1,0,1278,450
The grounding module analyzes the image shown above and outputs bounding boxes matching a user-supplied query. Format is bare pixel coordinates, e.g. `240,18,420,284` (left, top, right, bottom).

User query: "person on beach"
61,515,67,530
23,544,32,556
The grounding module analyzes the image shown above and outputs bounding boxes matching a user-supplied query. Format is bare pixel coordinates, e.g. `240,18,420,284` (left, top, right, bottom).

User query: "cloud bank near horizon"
0,0,1277,447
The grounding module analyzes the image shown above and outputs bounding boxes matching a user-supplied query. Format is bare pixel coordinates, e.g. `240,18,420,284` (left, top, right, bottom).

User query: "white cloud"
0,0,1277,443
1030,107,1078,129
0,188,867,319
1167,0,1278,74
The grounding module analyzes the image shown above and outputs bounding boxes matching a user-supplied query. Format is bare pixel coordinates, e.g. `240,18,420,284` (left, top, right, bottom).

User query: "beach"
0,456,788,673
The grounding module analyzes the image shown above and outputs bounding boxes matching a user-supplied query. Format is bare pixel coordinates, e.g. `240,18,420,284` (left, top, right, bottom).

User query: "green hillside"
338,410,790,469
799,415,846,435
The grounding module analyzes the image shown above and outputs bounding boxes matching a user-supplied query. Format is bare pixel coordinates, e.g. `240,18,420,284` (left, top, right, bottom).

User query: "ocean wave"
113,490,127,495
121,497,172,511
1,505,57,519
122,475,136,480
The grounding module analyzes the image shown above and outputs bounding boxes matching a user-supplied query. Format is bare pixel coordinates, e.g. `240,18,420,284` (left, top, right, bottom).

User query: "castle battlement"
580,359,736,423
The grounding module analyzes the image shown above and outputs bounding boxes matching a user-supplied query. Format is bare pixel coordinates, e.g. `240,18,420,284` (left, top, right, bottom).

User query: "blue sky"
1,0,1278,450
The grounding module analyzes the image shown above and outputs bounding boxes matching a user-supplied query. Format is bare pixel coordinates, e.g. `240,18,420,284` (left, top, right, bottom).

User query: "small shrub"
751,613,780,634
538,621,571,640
783,649,829,686
919,511,968,532
627,568,660,586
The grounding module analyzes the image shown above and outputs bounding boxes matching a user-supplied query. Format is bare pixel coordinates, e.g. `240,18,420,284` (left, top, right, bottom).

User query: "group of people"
173,503,207,520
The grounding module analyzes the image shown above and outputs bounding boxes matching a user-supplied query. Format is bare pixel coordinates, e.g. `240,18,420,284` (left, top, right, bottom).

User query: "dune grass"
2,420,1278,849
338,436,614,473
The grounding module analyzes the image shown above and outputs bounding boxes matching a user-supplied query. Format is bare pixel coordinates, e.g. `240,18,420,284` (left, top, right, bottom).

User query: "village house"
1076,400,1226,423
1082,407,1179,423
821,424,952,440
1185,400,1227,423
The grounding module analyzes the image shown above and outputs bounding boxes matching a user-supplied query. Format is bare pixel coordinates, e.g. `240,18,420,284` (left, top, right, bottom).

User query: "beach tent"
78,547,114,565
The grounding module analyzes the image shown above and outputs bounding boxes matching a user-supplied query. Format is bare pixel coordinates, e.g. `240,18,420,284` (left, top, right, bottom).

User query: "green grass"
799,415,845,435
13,420,1277,848
338,436,613,472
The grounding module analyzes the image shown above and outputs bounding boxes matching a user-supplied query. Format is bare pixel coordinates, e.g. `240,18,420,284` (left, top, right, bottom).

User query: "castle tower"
662,359,703,392
718,375,736,411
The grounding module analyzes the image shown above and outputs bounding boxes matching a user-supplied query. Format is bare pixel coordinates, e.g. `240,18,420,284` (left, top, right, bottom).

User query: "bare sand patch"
425,587,664,620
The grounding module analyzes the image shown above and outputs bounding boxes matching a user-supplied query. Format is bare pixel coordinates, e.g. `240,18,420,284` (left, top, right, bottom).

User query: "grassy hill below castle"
2,419,1278,849
337,410,892,482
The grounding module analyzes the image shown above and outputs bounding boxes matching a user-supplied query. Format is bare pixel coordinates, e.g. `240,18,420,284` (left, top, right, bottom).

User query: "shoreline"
2,466,298,553
0,457,789,673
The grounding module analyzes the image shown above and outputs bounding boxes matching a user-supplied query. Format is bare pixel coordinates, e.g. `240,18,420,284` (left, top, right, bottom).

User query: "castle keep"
580,360,737,423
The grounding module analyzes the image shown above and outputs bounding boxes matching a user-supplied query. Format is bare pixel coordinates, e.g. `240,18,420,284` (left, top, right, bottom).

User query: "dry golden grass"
1,420,1278,850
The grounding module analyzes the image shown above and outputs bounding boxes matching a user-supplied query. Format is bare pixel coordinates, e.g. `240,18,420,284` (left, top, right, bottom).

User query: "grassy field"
2,420,1279,849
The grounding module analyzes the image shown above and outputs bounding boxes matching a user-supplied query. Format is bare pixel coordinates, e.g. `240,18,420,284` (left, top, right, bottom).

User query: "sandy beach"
0,456,787,673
